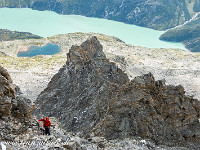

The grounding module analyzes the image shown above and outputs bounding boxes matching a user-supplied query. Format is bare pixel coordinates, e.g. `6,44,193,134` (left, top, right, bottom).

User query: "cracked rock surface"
34,37,200,148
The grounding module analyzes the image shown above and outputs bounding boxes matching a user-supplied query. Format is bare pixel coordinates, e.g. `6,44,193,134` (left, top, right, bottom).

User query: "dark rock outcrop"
34,36,129,132
93,73,200,147
34,37,200,147
0,66,32,140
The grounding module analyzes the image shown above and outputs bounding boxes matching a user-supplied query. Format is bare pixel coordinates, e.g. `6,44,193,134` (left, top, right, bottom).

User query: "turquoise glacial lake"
0,8,186,50
17,43,61,57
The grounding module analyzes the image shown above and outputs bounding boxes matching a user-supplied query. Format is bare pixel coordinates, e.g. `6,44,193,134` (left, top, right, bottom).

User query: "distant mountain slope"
2,0,200,52
160,14,200,52
0,29,42,41
0,0,199,30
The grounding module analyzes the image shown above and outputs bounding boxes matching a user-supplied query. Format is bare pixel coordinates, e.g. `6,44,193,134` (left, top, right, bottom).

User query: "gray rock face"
34,37,200,147
0,66,32,140
34,36,129,132
94,73,200,147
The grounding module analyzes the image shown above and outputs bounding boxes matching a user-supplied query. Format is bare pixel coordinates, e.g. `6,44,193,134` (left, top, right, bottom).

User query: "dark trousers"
44,127,50,135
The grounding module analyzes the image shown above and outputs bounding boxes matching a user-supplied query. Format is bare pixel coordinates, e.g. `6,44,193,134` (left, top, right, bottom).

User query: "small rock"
98,142,105,149
91,137,104,143
0,143,6,150
72,141,81,150
63,144,73,150
61,135,69,142
81,145,87,150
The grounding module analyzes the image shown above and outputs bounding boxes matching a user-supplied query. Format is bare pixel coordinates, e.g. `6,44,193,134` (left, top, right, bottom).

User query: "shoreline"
18,45,29,52
18,42,60,52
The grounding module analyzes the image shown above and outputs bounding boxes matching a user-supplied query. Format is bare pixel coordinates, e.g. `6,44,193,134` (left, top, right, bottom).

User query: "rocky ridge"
34,37,200,148
0,65,160,150
0,33,199,102
34,36,129,133
0,66,32,141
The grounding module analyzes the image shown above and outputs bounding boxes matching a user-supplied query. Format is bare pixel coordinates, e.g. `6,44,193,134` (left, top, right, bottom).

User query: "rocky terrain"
1,116,187,150
0,33,199,102
0,34,200,149
0,29,42,41
0,64,161,150
0,66,32,141
0,65,188,150
33,37,200,148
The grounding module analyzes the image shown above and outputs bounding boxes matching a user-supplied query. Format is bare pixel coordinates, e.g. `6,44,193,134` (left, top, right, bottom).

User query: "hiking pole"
37,122,40,150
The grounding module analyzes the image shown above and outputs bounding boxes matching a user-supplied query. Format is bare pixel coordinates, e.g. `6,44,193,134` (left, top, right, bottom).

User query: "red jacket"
38,117,51,127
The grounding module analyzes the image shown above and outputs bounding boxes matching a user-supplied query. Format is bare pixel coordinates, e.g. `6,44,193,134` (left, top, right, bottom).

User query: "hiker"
38,117,51,135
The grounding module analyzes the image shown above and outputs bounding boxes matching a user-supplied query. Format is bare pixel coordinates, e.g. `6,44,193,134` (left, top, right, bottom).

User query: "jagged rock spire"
67,36,106,64
34,37,200,147
34,36,129,133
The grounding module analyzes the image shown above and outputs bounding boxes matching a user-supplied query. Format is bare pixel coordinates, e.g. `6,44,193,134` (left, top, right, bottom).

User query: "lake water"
17,43,61,57
0,8,186,50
